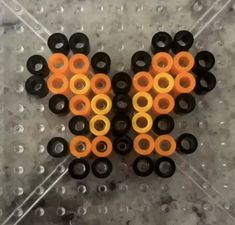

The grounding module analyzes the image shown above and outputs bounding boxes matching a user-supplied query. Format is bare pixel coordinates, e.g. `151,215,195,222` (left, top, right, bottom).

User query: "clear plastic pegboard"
0,0,235,225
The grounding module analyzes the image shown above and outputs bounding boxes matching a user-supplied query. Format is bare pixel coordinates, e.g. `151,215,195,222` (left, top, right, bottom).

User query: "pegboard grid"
0,0,235,224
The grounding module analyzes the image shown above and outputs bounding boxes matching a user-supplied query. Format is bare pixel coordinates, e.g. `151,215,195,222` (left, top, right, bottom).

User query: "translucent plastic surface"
0,0,235,225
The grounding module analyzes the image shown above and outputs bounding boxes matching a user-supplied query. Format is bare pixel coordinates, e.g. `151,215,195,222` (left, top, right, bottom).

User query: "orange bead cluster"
26,31,216,178
46,52,113,158
131,51,196,157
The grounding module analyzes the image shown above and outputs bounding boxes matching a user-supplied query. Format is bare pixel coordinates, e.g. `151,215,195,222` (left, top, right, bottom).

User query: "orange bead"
133,71,153,92
48,53,69,74
155,135,176,157
69,54,90,75
91,136,112,157
90,73,111,94
171,51,194,75
69,95,91,116
47,73,69,94
134,134,154,156
69,136,91,158
151,52,173,75
153,93,175,114
173,72,196,96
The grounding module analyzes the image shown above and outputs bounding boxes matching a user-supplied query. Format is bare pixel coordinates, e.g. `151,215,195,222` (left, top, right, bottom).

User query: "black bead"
112,72,132,94
69,116,89,135
69,32,90,55
49,94,69,115
153,114,174,135
111,114,131,136
25,75,48,98
47,137,68,158
69,159,90,179
113,94,132,112
193,51,215,73
91,158,112,178
131,51,151,73
113,135,133,155
177,133,198,154
155,157,176,178
172,30,194,53
91,52,111,74
47,33,70,55
151,32,173,54
194,71,216,95
174,93,196,114
26,55,49,77
133,156,154,177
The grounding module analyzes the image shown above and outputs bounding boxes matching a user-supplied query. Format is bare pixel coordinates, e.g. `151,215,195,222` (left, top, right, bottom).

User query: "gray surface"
0,0,235,224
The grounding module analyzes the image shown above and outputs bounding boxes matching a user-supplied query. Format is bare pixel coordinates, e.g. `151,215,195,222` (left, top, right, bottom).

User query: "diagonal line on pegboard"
190,0,233,38
0,0,234,224
176,154,235,221
189,0,220,32
0,0,51,43
0,157,70,225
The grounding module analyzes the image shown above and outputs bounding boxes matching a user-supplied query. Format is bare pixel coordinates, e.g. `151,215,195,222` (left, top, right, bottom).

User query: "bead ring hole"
117,80,127,89
177,36,187,47
157,38,166,47
137,96,148,107
137,160,150,172
97,141,107,152
53,141,64,154
179,77,190,88
94,120,106,131
32,81,42,91
158,99,170,109
55,43,63,49
138,77,149,87
157,57,168,68
56,101,65,110
159,161,172,174
136,117,148,128
74,58,84,69
75,121,85,132
75,39,85,49
96,99,107,110
200,79,208,88
179,99,189,109
54,36,64,49
74,163,86,174
34,63,43,71
179,57,189,67
75,100,85,110
158,120,168,131
136,55,146,67
160,140,171,151
75,79,86,90
139,139,150,150
76,141,86,152
53,78,63,88
114,120,127,130
117,99,127,109
118,142,127,151
55,40,64,49
96,79,106,89
199,59,206,67
96,60,106,69
55,58,64,68
158,77,169,88
181,139,192,150
96,161,108,174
